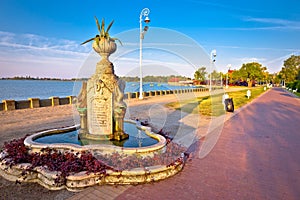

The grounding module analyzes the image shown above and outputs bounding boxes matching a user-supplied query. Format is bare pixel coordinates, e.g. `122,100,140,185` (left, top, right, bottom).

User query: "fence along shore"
0,87,215,111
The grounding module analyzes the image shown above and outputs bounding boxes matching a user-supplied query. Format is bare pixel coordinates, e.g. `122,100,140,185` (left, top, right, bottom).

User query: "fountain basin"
0,120,185,191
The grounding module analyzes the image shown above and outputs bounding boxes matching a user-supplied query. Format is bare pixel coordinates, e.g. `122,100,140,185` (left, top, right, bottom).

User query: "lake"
0,80,197,101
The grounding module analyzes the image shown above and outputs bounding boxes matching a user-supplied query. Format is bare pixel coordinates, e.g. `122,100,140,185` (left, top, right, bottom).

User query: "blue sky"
0,0,299,78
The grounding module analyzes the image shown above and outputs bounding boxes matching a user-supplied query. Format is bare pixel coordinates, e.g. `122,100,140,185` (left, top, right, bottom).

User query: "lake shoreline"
0,79,200,101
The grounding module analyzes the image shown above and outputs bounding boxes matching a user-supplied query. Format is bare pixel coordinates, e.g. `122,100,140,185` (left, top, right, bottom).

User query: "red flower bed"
1,136,186,186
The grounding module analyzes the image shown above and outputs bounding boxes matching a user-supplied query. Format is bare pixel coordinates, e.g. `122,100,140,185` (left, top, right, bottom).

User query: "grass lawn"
166,86,267,116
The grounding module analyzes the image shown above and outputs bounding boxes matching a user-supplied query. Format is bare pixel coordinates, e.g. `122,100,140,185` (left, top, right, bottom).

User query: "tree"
208,70,221,80
208,70,225,86
194,67,207,82
239,62,265,87
282,55,300,82
231,70,243,83
297,70,300,81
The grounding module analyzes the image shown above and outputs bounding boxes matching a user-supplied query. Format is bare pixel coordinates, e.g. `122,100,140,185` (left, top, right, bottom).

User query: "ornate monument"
77,17,128,141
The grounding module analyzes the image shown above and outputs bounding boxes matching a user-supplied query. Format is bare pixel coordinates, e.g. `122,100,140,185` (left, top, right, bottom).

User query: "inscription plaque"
87,78,113,136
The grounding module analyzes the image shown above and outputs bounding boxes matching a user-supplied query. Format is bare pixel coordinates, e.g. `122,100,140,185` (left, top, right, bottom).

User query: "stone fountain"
0,18,186,191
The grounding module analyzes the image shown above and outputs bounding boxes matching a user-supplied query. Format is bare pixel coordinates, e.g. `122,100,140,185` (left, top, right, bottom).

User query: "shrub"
287,80,300,90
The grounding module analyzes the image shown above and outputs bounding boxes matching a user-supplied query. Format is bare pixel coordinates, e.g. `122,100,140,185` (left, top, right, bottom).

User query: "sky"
0,0,300,79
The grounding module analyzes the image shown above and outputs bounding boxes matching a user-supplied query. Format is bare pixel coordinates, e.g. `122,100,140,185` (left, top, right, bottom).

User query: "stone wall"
125,87,211,99
1,96,75,111
0,102,4,111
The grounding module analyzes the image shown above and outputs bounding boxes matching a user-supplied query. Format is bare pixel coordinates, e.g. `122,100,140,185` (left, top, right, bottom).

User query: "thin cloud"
0,31,90,78
213,17,300,31
265,52,300,66
215,26,300,31
203,43,300,53
0,31,199,78
114,54,193,69
0,31,90,60
0,31,15,43
242,17,300,30
0,31,89,54
244,17,298,26
240,57,266,63
187,0,263,13
0,41,88,57
230,57,267,67
111,53,197,77
122,42,196,48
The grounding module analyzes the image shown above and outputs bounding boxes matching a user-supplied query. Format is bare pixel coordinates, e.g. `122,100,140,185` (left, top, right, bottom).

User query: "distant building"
178,80,194,86
168,77,181,83
168,77,193,86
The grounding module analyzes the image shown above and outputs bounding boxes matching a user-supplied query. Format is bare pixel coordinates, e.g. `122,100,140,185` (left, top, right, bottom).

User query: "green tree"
282,55,300,82
239,62,265,87
231,70,243,83
208,70,221,80
209,70,225,85
260,66,269,83
297,70,300,81
194,67,207,82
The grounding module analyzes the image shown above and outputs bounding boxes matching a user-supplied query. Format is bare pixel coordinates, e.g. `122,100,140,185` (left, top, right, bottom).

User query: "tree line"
0,76,79,81
120,75,190,82
193,55,300,88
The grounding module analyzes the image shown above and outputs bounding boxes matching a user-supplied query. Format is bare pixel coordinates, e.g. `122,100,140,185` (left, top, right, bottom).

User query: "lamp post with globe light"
210,49,217,91
226,64,231,89
139,8,151,99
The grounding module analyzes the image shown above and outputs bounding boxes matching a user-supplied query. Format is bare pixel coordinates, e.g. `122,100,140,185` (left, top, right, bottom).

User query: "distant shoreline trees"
0,76,87,81
1,75,191,83
120,75,190,83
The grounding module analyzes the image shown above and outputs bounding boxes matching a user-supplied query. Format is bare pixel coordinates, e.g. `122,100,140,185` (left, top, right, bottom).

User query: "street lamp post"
226,64,231,89
225,72,228,89
220,73,223,87
210,50,217,91
139,8,150,99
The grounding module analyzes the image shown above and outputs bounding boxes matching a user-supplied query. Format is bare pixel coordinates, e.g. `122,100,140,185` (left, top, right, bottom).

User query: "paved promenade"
71,88,300,200
1,88,299,199
0,87,243,199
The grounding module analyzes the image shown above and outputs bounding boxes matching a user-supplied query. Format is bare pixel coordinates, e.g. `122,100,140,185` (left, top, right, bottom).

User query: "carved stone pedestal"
76,42,128,141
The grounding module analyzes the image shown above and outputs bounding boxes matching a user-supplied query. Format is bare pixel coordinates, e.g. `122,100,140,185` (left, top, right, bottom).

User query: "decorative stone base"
109,132,129,141
0,158,184,192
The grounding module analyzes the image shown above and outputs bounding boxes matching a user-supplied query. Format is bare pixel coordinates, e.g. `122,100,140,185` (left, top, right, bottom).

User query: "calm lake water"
0,80,80,101
0,80,197,101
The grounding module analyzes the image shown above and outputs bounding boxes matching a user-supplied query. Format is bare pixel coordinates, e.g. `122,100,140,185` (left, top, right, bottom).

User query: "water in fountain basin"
34,122,158,148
